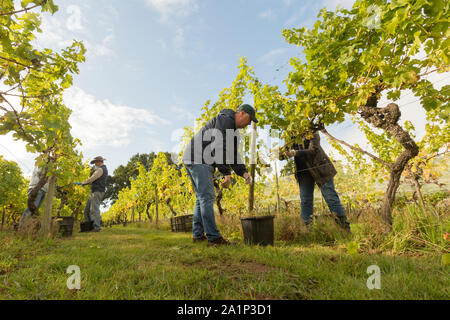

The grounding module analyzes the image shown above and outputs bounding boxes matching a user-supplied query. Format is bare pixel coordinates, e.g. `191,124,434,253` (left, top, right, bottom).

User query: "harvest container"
57,216,74,237
80,221,94,232
170,214,193,232
240,215,275,246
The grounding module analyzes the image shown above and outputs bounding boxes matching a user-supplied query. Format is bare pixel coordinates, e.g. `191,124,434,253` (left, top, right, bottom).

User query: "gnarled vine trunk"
359,93,419,231
165,198,178,216
213,180,225,215
145,201,153,222
27,168,49,216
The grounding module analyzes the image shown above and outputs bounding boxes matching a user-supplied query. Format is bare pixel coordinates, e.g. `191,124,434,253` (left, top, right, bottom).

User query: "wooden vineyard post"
41,175,57,237
248,122,257,214
321,194,325,214
155,185,159,226
1,206,5,231
274,160,280,214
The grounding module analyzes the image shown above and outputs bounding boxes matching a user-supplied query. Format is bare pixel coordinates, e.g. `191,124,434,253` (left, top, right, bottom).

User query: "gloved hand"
221,175,232,189
74,182,82,186
283,149,297,158
243,172,253,185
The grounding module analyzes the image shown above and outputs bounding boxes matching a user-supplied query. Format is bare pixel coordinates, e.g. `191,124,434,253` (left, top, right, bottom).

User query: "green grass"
0,224,448,300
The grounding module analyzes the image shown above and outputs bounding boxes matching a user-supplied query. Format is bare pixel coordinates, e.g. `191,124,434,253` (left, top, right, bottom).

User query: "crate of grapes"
170,214,193,232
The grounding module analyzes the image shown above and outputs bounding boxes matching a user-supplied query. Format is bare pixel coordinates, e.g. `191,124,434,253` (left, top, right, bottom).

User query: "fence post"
1,206,5,231
248,122,257,214
155,185,159,226
274,160,280,214
42,175,56,237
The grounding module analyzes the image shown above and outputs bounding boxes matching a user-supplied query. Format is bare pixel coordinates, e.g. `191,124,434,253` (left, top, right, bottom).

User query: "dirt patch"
198,260,277,276
239,261,276,274
16,217,60,238
16,217,41,238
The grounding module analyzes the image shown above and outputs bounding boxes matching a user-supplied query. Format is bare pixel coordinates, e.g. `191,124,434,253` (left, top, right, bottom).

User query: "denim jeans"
84,191,104,231
184,163,222,241
19,189,46,228
297,171,348,224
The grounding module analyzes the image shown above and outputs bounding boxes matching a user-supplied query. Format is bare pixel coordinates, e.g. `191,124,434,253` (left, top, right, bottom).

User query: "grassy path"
0,225,448,299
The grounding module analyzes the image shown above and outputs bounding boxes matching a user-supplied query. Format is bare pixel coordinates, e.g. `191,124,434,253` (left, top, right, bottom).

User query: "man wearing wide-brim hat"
75,156,108,232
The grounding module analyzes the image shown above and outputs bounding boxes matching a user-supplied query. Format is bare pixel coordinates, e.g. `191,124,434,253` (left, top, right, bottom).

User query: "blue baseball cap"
237,104,258,123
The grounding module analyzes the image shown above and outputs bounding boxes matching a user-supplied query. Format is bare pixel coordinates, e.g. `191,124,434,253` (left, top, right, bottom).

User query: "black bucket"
58,216,74,237
240,215,275,246
80,221,94,233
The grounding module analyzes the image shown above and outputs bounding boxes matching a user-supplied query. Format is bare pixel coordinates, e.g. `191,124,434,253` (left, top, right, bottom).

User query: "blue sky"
1,0,447,177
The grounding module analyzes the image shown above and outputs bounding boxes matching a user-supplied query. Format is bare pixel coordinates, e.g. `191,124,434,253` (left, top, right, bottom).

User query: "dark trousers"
297,171,347,224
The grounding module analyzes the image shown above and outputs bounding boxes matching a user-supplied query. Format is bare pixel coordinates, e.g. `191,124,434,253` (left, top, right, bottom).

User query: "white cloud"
159,39,169,50
65,87,170,150
0,86,171,172
259,9,275,20
34,3,116,59
323,0,355,11
144,0,199,21
169,95,196,121
87,33,116,57
0,134,36,177
173,28,185,50
259,48,289,66
284,6,307,27
66,5,84,31
36,15,74,49
144,0,198,56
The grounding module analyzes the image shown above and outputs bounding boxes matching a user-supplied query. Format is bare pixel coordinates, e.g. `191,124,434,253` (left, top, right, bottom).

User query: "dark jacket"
92,165,108,193
182,109,247,177
292,133,337,187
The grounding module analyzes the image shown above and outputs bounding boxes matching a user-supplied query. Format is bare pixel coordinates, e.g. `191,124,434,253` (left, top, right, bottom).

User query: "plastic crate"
170,214,193,232
57,216,74,237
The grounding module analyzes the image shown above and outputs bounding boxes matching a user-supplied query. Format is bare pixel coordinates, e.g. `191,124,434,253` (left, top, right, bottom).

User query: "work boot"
207,237,231,246
303,220,313,231
193,235,207,243
334,215,351,233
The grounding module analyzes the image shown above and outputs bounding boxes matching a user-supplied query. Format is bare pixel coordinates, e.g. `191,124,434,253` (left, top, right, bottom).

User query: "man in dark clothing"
183,104,257,246
18,165,49,229
282,132,350,232
75,156,108,232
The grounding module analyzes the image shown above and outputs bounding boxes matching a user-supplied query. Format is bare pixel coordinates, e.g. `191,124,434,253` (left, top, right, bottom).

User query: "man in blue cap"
183,104,257,246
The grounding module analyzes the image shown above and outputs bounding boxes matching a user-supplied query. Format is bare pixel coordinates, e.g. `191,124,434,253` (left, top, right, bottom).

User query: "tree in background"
0,156,27,228
104,152,174,204
102,152,194,224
